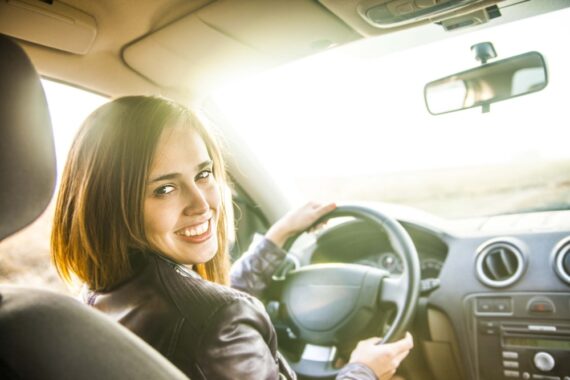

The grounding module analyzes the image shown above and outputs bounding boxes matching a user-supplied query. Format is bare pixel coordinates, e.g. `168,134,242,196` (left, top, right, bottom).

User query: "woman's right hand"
348,332,413,380
265,201,336,248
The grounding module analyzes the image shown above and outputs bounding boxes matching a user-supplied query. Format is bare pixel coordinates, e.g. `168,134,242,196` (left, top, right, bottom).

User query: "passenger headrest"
0,35,56,241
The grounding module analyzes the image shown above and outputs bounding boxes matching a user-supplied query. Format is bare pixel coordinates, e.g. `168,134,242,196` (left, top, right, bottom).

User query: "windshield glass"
211,8,570,219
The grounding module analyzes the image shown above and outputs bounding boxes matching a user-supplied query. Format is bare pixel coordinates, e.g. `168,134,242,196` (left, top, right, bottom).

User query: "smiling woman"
49,95,413,380
143,125,222,269
51,96,232,289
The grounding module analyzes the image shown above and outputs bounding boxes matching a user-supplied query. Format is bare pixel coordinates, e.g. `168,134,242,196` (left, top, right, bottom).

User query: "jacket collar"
150,252,202,279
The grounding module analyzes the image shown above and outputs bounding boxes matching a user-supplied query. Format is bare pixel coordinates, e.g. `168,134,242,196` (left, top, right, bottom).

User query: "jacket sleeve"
194,297,282,380
336,363,378,380
230,234,287,298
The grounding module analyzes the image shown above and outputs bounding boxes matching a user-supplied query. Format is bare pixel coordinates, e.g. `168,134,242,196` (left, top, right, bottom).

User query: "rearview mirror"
424,52,547,115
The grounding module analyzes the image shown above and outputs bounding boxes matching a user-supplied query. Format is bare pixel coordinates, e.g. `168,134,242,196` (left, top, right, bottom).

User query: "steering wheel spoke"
380,275,407,309
295,344,340,378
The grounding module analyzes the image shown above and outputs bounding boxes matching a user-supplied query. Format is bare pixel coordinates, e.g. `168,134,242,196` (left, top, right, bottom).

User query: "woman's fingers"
303,201,336,223
382,332,414,353
348,333,414,380
265,201,336,247
312,201,336,215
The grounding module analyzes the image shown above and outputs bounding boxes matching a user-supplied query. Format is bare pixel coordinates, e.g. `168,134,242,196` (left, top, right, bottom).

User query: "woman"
52,96,413,380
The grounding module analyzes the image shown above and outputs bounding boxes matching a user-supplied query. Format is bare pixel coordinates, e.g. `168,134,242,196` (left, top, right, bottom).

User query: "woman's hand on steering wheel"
265,201,336,247
349,332,414,380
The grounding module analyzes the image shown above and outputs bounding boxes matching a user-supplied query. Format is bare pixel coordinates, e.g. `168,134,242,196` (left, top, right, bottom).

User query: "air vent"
476,239,526,288
553,237,570,285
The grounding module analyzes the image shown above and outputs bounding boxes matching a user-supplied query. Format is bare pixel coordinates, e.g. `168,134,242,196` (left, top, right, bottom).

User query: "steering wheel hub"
282,264,389,345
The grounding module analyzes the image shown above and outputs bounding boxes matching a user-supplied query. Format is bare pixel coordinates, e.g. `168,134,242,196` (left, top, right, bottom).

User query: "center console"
468,293,570,380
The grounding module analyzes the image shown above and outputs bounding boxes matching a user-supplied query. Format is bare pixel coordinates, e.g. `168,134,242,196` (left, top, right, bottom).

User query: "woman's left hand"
265,201,336,248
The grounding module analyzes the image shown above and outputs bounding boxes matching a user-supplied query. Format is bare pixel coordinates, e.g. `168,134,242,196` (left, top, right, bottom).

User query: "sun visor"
0,0,96,54
123,0,359,97
123,14,273,96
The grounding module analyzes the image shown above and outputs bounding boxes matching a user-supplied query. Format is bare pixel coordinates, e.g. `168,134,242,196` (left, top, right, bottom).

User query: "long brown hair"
52,96,230,290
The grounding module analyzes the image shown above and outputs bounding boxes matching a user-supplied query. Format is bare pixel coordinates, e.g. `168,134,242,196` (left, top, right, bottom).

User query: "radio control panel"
467,293,570,380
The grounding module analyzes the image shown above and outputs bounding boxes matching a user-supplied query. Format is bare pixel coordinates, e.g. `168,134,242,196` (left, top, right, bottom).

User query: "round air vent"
553,237,570,285
476,239,526,288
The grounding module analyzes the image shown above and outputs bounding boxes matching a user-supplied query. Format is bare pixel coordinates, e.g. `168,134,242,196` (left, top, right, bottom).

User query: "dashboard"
307,219,448,281
351,251,443,279
297,208,570,380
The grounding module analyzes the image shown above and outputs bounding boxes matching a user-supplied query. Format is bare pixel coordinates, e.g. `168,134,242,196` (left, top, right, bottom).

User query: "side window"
0,79,107,293
230,182,270,262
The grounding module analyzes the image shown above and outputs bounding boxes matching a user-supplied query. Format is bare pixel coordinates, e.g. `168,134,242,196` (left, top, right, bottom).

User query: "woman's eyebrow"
148,160,213,184
198,159,213,170
148,173,180,184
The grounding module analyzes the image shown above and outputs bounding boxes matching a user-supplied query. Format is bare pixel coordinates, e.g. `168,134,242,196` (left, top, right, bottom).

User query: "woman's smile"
175,218,212,242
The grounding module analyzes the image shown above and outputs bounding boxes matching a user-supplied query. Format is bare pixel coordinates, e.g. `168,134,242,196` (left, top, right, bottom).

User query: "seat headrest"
0,35,56,241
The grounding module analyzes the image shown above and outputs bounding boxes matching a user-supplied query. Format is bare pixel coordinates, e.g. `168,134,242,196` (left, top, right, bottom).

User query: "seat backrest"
0,34,55,241
0,34,189,380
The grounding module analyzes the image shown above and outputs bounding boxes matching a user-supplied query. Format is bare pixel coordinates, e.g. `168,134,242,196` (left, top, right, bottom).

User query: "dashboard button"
480,321,497,329
505,370,520,378
528,298,555,313
479,320,498,335
504,361,520,369
533,352,556,372
477,299,494,312
532,375,560,380
503,351,519,359
494,298,512,313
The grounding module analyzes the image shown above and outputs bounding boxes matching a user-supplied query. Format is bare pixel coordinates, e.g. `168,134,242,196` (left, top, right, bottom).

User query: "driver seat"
0,34,189,380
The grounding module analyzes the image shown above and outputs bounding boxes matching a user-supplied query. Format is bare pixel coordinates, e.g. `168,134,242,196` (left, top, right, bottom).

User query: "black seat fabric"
0,287,190,380
0,34,189,380
0,34,55,241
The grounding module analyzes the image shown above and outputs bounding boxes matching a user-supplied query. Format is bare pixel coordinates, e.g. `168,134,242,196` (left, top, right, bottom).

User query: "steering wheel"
266,204,421,379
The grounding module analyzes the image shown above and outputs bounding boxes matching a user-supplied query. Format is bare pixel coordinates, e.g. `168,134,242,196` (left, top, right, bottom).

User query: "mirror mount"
472,42,498,113
471,41,497,65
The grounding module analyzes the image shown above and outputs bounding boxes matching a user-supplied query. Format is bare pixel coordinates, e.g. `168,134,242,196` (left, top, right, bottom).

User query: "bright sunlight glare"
212,8,570,180
41,80,108,180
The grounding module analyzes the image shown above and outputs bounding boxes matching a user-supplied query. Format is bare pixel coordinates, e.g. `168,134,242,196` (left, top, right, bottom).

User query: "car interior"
1,1,569,380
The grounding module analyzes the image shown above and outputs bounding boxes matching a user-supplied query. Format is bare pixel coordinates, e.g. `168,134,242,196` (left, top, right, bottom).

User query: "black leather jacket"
86,238,377,380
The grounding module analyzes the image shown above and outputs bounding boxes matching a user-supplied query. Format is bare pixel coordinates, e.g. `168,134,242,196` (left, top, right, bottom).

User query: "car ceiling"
1,0,568,104
0,0,568,103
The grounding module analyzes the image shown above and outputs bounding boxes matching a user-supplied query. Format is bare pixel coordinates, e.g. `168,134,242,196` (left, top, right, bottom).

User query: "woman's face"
143,123,220,266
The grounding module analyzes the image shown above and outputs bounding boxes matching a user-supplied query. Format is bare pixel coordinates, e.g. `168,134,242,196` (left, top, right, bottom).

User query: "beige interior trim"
0,0,97,54
123,13,273,100
123,0,360,100
427,308,466,379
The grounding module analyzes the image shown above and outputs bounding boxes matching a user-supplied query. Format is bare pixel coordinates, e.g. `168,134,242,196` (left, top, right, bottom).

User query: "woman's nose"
182,185,210,215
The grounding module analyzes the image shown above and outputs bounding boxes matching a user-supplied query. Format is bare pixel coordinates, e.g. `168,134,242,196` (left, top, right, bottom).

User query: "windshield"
211,8,570,219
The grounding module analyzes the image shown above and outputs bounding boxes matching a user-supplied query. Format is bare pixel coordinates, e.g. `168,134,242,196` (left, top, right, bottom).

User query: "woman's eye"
153,185,175,196
196,169,213,181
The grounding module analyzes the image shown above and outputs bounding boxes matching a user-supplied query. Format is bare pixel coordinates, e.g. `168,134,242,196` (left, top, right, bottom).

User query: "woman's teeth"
179,220,209,237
